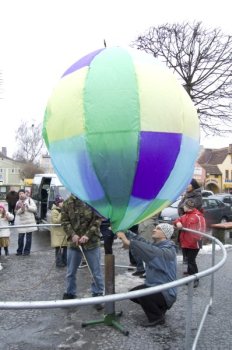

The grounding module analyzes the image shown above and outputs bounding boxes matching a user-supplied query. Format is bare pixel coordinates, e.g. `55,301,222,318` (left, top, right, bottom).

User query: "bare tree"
13,121,44,163
133,22,232,135
19,162,45,180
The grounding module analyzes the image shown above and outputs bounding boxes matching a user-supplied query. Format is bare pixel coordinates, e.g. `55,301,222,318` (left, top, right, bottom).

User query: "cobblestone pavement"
0,229,232,350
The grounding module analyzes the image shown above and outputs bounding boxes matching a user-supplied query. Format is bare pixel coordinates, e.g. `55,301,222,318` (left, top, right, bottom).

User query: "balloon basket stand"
81,254,129,336
81,310,129,336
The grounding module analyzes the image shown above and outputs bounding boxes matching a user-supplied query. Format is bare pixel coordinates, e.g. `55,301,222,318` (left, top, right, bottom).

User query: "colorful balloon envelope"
43,47,200,232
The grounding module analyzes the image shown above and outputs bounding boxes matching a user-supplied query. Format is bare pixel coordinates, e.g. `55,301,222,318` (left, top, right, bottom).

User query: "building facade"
197,144,232,193
0,148,27,198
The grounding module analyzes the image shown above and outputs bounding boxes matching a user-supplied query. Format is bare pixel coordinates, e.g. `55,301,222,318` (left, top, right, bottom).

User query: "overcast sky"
1,0,231,157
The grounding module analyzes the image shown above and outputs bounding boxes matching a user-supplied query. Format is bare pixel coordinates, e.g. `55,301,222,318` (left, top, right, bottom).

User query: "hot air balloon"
43,47,200,232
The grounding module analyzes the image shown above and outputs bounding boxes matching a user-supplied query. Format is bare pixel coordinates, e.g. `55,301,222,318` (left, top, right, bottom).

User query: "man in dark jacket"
117,223,177,327
61,195,104,310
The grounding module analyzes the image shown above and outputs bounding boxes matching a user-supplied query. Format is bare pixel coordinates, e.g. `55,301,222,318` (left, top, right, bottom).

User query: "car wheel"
220,217,228,223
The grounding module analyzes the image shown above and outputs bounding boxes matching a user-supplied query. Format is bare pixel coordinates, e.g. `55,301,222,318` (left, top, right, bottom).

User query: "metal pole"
104,254,115,315
209,240,216,313
185,281,194,350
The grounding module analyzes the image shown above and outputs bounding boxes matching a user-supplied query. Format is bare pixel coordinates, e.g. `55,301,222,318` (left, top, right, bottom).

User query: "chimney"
228,144,232,154
1,147,7,157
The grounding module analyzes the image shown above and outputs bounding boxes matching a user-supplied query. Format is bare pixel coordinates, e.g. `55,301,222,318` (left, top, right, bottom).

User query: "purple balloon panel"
132,131,182,200
62,48,105,77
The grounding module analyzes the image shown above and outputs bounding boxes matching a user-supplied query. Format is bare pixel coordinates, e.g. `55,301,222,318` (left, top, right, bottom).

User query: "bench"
211,222,232,244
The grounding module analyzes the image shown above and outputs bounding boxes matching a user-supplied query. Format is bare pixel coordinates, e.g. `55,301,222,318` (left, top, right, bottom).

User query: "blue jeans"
66,246,104,296
17,232,32,255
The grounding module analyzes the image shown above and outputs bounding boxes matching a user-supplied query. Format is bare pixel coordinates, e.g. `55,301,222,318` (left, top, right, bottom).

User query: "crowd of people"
0,178,206,327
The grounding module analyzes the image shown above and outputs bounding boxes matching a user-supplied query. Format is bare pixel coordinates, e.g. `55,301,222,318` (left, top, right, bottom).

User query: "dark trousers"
55,247,67,267
0,247,8,255
182,248,199,275
17,232,32,255
100,226,114,255
130,284,168,322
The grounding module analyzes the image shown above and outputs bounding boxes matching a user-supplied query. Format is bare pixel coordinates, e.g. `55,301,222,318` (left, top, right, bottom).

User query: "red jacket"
174,208,206,249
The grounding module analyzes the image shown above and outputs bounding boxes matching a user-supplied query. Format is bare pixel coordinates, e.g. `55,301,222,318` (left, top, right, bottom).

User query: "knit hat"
55,195,64,205
184,199,195,210
157,223,174,240
190,178,200,190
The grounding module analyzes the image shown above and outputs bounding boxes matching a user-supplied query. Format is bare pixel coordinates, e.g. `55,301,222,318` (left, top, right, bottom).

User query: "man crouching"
117,223,177,327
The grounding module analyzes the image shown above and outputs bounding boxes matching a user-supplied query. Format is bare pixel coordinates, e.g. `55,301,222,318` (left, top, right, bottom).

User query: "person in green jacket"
61,195,104,310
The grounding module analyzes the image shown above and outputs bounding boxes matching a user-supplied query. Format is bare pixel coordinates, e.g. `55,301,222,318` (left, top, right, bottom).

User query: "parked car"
159,197,232,228
202,190,214,197
208,194,232,208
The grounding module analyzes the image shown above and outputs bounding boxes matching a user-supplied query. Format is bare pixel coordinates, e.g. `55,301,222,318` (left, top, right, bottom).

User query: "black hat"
190,178,200,190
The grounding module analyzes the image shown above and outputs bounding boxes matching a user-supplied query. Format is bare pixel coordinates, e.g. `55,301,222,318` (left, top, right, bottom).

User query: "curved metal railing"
0,224,227,349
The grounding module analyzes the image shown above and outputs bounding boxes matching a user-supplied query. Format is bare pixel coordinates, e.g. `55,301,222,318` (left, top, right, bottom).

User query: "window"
225,170,229,180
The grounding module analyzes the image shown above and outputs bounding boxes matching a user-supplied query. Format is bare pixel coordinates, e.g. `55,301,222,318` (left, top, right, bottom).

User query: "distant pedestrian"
50,195,67,267
6,189,19,224
174,199,206,288
0,204,14,256
61,195,104,311
178,178,202,216
15,189,37,256
117,223,177,327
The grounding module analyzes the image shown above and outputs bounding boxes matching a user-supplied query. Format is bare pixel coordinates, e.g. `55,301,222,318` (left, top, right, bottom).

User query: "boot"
4,247,9,256
55,247,65,267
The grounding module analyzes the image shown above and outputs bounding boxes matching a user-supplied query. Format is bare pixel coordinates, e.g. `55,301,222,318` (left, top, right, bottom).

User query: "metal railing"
0,224,227,349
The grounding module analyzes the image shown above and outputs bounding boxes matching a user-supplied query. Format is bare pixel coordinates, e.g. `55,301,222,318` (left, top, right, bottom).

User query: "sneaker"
193,279,199,288
132,271,145,277
62,293,76,300
139,274,146,279
94,303,104,311
128,263,136,271
56,262,66,268
143,317,165,327
16,253,22,256
92,293,104,311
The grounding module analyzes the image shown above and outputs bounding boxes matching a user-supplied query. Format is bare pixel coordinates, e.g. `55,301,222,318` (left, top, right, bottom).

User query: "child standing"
174,199,206,288
50,195,67,267
0,204,14,256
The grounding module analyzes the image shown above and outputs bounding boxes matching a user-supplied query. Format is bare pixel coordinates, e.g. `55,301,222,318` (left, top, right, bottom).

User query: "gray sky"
1,0,231,156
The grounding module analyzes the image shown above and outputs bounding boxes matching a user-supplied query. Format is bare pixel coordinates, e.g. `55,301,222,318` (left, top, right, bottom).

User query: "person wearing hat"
50,195,68,267
174,199,206,288
117,223,177,327
178,178,202,217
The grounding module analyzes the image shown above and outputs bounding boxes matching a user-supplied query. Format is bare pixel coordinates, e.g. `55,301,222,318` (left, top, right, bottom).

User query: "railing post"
185,281,194,350
209,240,216,314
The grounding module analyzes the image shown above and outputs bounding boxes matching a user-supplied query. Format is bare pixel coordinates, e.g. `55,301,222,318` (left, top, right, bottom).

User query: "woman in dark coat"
178,179,202,216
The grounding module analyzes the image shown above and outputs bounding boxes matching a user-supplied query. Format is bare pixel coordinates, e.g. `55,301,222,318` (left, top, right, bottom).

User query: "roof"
0,152,27,164
198,147,228,165
200,164,222,175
